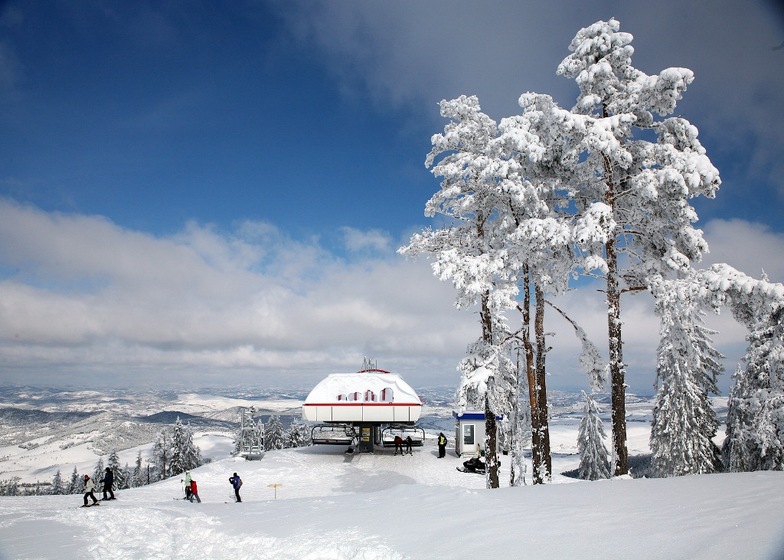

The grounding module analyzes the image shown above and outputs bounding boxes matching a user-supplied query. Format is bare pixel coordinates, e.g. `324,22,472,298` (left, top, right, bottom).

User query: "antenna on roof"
361,356,377,372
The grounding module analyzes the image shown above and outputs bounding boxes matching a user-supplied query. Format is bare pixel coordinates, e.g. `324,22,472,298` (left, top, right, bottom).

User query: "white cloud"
0,199,475,388
1,198,781,393
339,226,392,253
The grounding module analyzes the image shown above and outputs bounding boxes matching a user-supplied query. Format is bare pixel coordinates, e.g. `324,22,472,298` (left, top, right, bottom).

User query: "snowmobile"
456,456,486,474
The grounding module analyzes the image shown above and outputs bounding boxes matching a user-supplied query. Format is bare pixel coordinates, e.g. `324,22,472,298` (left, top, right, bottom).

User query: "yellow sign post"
267,483,282,500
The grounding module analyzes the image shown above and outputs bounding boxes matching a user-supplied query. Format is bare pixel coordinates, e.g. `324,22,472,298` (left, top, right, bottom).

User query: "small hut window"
463,424,475,445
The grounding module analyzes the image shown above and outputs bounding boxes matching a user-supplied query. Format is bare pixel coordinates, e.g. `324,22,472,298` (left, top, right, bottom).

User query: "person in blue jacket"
229,472,242,502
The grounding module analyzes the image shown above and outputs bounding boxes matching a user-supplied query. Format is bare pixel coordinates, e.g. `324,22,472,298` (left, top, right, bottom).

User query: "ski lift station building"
453,410,503,457
301,369,423,452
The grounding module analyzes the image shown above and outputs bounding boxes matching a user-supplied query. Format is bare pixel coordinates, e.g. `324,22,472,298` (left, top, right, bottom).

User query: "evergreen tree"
131,451,144,488
577,392,611,481
106,449,127,490
50,469,65,495
724,306,784,471
265,415,285,451
120,464,132,490
168,417,203,477
286,420,312,448
92,456,105,483
650,276,723,477
67,466,80,494
555,19,720,475
152,429,170,480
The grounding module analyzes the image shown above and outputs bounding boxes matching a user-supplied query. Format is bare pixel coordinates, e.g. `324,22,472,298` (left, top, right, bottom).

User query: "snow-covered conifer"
724,306,784,471
649,276,723,477
151,429,170,480
264,415,285,451
131,451,144,488
286,420,312,448
577,391,611,480
50,470,65,495
168,417,202,476
106,449,127,490
92,457,104,483
555,19,720,475
66,466,80,494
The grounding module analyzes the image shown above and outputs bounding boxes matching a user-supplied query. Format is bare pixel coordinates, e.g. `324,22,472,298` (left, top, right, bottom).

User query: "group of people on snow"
78,430,466,509
392,435,414,455
81,467,116,507
81,468,241,506
182,471,201,503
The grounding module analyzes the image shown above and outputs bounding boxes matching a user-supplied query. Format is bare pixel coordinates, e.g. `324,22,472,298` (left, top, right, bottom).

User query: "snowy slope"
1,442,783,560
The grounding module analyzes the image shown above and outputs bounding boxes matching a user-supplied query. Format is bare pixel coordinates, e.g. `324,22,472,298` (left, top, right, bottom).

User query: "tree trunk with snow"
534,283,552,480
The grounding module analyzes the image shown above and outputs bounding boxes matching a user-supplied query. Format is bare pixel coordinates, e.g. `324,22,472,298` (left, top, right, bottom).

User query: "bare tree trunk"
601,120,629,475
484,391,499,488
480,289,500,489
521,268,544,483
606,238,628,475
534,283,552,480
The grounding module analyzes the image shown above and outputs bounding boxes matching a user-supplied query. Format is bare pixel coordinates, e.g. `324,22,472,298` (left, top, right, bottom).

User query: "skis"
80,503,100,508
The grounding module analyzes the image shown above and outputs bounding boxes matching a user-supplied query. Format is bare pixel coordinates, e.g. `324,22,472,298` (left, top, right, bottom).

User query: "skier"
404,436,413,455
182,471,192,501
101,466,115,501
82,474,99,507
437,433,447,458
393,435,403,455
229,472,242,503
189,479,201,503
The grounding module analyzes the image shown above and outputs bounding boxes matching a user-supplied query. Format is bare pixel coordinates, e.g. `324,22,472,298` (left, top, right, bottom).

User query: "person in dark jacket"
404,436,413,455
437,433,447,458
393,435,403,455
229,472,242,502
102,467,115,500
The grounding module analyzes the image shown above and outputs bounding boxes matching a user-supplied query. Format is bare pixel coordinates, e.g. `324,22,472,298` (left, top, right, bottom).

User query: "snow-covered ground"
1,438,783,560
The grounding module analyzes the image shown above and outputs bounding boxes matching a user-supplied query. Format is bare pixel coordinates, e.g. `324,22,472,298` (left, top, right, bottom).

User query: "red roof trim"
303,402,421,407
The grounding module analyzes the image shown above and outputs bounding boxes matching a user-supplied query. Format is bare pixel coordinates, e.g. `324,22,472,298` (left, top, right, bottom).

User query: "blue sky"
1,0,783,393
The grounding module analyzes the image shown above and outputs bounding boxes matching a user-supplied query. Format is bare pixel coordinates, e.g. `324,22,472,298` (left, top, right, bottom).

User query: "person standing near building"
393,435,403,455
101,467,115,501
404,436,413,455
229,472,242,503
437,433,447,458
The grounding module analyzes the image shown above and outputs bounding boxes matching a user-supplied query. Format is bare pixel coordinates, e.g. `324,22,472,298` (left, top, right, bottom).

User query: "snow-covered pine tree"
106,449,127,490
168,417,203,476
401,95,532,488
131,450,144,488
577,391,611,480
264,415,285,451
680,263,784,472
724,305,784,471
151,429,170,480
286,420,312,448
649,276,723,477
555,19,721,475
50,469,65,495
92,457,105,483
67,466,80,494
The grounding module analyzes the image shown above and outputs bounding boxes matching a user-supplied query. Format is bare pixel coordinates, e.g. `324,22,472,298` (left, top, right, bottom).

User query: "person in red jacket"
189,479,201,503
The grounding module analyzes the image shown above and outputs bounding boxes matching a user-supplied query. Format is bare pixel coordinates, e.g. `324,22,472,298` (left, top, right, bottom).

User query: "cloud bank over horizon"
1,197,780,393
